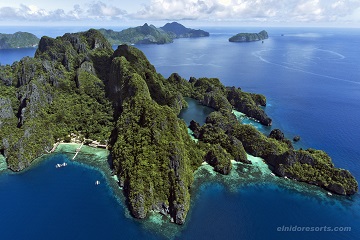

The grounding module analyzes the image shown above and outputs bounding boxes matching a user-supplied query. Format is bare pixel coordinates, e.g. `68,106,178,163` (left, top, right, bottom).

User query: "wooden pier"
50,142,60,153
72,142,84,160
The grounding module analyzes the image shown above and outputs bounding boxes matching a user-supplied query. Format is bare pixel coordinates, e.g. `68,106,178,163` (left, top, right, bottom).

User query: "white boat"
327,192,332,196
95,180,100,185
55,162,67,168
270,173,275,176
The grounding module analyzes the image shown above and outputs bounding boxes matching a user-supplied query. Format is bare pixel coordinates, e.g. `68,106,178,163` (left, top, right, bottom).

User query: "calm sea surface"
0,26,360,240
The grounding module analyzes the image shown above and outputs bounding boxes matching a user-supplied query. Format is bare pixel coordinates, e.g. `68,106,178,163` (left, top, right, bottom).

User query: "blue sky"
0,0,359,27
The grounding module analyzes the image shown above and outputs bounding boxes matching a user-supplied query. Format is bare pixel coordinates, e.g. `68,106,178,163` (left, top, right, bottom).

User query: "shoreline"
0,142,128,217
0,141,352,240
53,143,183,239
191,153,345,203
0,154,7,172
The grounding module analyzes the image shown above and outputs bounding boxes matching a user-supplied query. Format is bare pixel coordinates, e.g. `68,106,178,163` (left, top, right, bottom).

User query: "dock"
50,142,60,153
72,142,84,160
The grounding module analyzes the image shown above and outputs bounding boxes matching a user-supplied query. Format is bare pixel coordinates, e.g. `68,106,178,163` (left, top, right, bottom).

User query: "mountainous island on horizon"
99,22,210,45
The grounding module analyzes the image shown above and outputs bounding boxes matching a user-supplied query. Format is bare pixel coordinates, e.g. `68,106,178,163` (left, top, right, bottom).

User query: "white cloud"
86,1,127,19
0,1,127,22
133,0,360,24
0,0,359,25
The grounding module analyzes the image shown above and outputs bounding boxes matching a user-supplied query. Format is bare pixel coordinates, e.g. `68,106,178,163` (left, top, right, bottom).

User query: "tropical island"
0,32,39,49
0,29,357,225
98,22,209,45
229,30,268,42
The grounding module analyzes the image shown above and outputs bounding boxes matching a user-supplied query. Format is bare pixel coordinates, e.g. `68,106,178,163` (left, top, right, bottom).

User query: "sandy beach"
0,154,7,171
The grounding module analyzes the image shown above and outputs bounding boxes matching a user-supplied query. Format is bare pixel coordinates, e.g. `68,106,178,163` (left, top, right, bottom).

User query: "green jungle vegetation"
0,29,357,225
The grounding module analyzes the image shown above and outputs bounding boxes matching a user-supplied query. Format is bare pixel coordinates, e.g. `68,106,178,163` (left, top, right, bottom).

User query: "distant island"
0,32,39,49
0,29,357,225
98,23,173,45
229,30,268,42
160,22,209,38
98,22,209,45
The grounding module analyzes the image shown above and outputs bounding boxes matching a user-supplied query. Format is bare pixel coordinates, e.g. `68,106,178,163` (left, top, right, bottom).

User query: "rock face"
269,129,285,141
229,30,268,42
161,22,209,38
0,66,14,86
201,91,232,111
227,87,272,126
326,183,346,195
0,98,14,120
189,120,201,138
0,32,39,49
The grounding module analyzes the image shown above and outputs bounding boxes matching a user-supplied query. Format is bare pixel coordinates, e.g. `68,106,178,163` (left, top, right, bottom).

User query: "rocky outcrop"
250,93,267,106
205,110,238,133
222,112,358,196
194,117,249,165
205,144,232,175
260,149,357,195
188,78,272,126
227,87,272,126
129,191,147,219
0,98,15,120
326,183,346,195
0,98,15,129
269,129,285,141
269,129,293,149
227,135,250,164
293,136,301,142
189,120,201,138
0,66,14,86
201,91,232,111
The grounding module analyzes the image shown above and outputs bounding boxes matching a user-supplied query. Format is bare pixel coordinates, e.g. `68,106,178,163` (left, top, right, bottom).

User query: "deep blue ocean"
1,26,360,240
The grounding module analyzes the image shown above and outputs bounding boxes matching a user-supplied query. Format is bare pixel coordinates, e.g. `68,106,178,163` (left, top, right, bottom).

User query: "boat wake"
253,50,360,86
